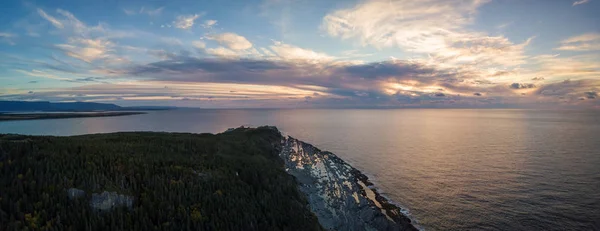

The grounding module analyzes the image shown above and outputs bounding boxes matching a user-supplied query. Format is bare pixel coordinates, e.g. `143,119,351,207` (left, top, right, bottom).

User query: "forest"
0,127,323,230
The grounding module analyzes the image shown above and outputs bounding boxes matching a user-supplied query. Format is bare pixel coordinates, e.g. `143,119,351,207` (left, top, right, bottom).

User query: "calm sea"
1,109,599,230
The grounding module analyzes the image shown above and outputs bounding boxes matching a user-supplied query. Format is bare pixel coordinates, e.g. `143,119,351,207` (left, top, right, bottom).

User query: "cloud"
0,81,332,106
7,51,598,108
0,32,16,45
36,8,121,38
269,41,335,63
55,38,113,63
160,37,183,46
321,0,532,68
15,69,72,81
192,40,206,49
125,53,514,103
123,9,136,15
206,33,252,50
510,83,537,89
536,79,600,99
205,47,241,58
556,33,600,51
124,7,164,16
4,4,598,109
143,7,164,16
173,14,201,30
37,8,64,28
202,20,217,28
496,21,513,30
530,54,600,80
55,9,101,35
65,77,109,83
573,0,590,6
29,9,134,69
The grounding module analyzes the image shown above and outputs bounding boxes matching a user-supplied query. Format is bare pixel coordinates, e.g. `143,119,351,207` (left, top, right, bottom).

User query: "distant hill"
0,101,122,112
0,101,175,112
122,106,178,111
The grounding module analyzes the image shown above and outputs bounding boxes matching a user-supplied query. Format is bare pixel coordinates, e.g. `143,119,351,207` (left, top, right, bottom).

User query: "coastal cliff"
279,134,418,231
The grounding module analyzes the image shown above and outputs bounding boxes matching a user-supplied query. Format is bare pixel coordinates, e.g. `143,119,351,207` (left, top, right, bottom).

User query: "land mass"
0,112,146,121
0,101,175,112
0,127,417,230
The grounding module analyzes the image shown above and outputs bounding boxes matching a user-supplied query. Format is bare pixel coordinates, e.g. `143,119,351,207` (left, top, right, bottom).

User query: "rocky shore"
278,133,418,231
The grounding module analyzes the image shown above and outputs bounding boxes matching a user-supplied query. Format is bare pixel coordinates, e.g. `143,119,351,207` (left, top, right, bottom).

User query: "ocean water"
1,109,599,230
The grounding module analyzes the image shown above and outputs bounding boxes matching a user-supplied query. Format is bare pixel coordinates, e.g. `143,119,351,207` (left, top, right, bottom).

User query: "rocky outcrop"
67,188,134,212
67,188,85,200
279,136,418,231
90,191,134,211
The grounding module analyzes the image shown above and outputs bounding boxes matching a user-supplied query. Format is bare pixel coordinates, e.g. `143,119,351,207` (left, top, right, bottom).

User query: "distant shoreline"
0,111,146,121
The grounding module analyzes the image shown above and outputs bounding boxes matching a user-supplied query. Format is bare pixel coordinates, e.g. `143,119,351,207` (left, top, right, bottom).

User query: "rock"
224,128,236,133
279,136,419,231
90,191,134,211
67,188,85,199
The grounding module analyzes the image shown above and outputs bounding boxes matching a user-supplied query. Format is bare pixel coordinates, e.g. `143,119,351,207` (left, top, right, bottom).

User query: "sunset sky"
0,0,599,108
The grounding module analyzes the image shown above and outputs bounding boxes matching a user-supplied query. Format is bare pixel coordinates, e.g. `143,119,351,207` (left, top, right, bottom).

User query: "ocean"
1,109,599,230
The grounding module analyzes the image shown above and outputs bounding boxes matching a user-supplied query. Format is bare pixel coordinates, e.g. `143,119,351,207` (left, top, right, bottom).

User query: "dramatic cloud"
174,14,201,29
556,33,600,51
1,1,599,108
206,33,252,50
125,53,516,104
321,0,531,68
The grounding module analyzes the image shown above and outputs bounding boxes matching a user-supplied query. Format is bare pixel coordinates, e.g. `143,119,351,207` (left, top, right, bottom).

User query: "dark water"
1,109,599,230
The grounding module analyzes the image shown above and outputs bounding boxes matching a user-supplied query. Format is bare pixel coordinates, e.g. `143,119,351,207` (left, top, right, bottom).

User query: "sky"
0,0,599,108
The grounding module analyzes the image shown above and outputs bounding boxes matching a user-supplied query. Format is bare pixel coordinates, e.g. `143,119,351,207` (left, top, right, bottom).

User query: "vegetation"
0,127,323,230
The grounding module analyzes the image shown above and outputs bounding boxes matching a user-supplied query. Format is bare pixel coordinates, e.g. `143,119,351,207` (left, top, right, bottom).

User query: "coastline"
351,167,417,228
2,125,418,230
278,132,419,231
0,111,146,121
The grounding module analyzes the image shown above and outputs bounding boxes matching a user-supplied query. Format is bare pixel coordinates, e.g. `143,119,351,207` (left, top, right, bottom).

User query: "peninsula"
0,126,417,230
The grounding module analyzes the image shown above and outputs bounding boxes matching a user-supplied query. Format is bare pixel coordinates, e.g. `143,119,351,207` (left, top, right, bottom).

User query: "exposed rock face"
67,188,85,199
279,136,418,231
90,191,134,211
